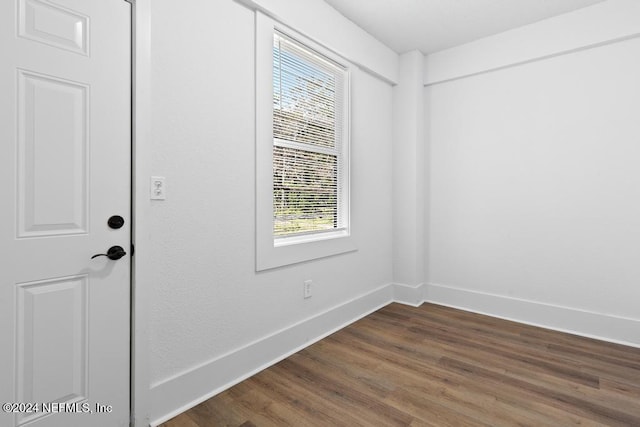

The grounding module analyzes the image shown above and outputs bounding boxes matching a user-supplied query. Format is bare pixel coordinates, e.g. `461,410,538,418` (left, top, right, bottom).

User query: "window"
272,32,347,242
256,14,354,270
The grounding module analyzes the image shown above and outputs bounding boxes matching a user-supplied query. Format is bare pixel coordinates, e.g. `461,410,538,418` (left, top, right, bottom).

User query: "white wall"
426,15,640,345
136,0,640,424
145,0,394,423
392,51,426,286
425,0,640,85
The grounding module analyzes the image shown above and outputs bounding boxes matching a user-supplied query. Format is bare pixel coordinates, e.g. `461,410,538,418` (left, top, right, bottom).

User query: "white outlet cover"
150,176,166,200
304,280,312,299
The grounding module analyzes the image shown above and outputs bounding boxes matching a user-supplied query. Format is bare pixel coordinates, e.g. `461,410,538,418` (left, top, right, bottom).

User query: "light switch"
150,176,166,200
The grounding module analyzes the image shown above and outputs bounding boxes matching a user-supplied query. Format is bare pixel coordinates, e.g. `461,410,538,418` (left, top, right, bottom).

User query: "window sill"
274,228,348,247
257,230,356,271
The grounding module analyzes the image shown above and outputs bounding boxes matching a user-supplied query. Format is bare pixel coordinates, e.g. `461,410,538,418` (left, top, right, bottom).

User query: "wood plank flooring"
161,303,640,426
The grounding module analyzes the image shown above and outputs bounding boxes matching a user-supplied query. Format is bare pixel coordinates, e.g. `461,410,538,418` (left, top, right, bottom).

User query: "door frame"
130,0,152,425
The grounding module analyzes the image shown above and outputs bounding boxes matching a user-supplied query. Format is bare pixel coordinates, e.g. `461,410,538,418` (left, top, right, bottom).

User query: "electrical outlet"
303,280,312,299
150,176,166,200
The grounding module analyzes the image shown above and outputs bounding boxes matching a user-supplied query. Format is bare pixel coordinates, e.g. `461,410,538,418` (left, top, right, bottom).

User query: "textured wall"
148,0,394,385
427,36,640,319
392,51,426,286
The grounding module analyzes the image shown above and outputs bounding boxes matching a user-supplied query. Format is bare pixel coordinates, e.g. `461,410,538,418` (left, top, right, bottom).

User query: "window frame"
256,12,355,271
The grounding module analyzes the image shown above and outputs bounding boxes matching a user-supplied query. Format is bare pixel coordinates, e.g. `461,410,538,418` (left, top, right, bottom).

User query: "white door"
0,1,131,426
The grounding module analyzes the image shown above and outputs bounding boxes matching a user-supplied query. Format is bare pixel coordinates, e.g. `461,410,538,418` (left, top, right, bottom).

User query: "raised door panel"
17,70,89,238
15,276,88,426
18,0,89,56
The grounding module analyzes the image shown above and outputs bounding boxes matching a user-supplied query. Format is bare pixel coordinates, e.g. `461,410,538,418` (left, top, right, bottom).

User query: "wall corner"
392,50,427,286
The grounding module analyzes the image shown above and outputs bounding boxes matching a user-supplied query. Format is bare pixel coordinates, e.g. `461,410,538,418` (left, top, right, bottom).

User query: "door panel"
15,275,89,426
17,70,89,237
18,0,90,56
1,1,131,426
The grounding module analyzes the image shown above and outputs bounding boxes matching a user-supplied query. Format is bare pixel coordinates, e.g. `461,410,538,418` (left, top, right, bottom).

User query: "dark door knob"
108,215,125,229
91,245,127,260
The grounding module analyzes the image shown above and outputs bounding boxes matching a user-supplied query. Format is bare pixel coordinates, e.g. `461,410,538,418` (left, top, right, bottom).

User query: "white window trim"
256,12,355,271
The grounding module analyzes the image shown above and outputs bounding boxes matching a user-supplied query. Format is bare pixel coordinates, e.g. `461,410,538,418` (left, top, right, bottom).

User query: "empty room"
1,0,639,426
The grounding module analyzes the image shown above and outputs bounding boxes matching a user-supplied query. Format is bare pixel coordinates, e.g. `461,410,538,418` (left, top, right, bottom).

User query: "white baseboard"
150,281,640,425
149,283,394,426
391,282,426,306
424,282,640,349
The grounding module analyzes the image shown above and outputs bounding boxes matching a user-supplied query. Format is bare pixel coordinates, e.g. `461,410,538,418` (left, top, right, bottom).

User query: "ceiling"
323,0,605,54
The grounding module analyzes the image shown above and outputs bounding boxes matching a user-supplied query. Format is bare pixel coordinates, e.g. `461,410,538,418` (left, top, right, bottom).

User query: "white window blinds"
272,32,348,238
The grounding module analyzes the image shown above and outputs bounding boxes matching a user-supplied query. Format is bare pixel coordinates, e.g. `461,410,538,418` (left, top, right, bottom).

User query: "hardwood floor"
161,303,640,426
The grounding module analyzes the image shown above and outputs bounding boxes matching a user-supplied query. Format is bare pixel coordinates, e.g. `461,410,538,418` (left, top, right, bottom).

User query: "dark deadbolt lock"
91,245,127,261
108,215,125,229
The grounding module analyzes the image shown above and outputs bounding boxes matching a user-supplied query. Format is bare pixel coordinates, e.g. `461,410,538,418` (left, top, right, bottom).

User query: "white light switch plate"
150,176,166,200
